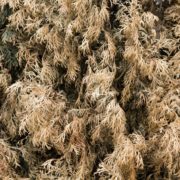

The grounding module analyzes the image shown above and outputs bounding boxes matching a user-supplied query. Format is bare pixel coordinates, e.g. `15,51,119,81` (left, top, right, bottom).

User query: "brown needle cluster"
0,0,179,179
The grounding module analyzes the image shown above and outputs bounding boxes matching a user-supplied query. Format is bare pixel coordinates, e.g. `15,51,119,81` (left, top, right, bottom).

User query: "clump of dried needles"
0,0,179,179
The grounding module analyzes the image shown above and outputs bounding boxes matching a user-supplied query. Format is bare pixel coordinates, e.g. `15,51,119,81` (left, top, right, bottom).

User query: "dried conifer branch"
0,0,179,179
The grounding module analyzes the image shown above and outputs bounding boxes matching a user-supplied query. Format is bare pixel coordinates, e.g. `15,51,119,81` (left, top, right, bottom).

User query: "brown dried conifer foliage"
0,0,179,179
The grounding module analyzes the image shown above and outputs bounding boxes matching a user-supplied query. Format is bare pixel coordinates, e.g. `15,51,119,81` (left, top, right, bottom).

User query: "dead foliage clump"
0,0,180,179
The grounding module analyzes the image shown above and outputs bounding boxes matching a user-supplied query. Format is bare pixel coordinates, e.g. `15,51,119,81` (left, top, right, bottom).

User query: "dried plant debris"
0,0,179,179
